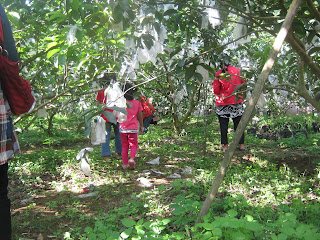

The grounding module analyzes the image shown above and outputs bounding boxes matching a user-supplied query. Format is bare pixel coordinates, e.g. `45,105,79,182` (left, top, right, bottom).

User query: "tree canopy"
2,0,319,132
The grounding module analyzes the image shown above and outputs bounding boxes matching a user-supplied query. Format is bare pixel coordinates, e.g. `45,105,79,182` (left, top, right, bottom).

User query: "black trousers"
143,114,153,133
218,115,244,145
0,162,11,240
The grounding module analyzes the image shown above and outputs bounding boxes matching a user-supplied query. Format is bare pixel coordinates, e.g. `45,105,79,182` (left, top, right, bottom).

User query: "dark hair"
219,54,231,73
123,83,136,100
100,73,116,85
219,54,231,68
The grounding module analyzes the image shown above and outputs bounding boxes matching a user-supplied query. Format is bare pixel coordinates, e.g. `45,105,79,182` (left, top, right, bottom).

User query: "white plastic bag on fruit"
116,111,127,123
104,82,127,123
105,82,124,107
91,116,106,145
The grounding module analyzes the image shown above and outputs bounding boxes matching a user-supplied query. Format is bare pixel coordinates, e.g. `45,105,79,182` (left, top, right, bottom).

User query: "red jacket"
213,65,245,106
140,95,155,119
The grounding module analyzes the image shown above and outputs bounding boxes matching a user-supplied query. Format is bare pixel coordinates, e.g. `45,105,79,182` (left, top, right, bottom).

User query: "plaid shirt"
0,85,20,165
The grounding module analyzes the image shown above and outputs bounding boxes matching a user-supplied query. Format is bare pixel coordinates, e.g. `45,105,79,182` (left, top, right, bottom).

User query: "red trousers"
120,133,138,165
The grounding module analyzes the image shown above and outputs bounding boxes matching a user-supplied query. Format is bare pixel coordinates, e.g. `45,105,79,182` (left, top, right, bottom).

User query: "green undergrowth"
10,114,320,239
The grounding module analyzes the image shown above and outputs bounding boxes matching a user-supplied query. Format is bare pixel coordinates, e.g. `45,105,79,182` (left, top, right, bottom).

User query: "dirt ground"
8,144,320,239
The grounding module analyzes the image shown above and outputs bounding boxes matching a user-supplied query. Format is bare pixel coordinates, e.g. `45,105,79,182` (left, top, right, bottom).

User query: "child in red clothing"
119,83,143,169
140,95,155,133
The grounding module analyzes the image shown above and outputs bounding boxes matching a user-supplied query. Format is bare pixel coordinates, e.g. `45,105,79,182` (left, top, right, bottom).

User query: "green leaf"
245,215,254,222
80,107,99,118
293,20,306,37
281,226,295,236
84,226,93,233
170,47,182,58
122,218,136,228
307,29,316,44
253,50,263,59
47,42,59,51
277,233,288,240
178,59,185,67
185,64,196,81
308,47,320,56
304,232,320,240
71,0,80,10
119,0,131,11
246,222,262,232
227,209,238,218
232,83,245,95
141,34,154,50
103,111,117,124
286,56,296,66
113,4,124,23
120,227,133,239
212,228,222,237
295,224,308,237
143,221,151,229
231,231,246,240
202,231,212,239
172,206,185,214
141,16,154,26
58,54,67,67
84,120,91,138
48,11,66,22
194,72,203,82
47,48,61,59
164,9,178,16
202,223,215,230
160,219,171,225
136,227,145,236
75,59,88,72
76,30,83,42
7,12,20,26
106,106,127,115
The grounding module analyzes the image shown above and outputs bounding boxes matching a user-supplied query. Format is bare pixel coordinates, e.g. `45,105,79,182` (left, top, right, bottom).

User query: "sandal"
221,144,228,151
128,159,136,170
122,164,129,169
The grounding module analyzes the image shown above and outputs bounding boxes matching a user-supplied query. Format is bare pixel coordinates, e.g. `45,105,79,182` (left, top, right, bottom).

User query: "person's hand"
139,127,143,135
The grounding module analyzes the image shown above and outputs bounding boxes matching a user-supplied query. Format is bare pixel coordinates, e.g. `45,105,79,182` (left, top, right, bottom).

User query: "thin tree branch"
306,0,320,22
14,74,99,124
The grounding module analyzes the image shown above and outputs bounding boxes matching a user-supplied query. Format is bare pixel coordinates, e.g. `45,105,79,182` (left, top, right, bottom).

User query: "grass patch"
9,114,320,239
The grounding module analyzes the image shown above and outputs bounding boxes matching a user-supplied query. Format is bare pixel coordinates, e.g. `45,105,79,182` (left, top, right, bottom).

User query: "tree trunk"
47,112,56,136
197,0,302,221
297,59,320,112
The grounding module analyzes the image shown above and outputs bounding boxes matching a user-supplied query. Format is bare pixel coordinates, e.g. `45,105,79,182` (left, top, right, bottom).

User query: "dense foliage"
1,0,319,132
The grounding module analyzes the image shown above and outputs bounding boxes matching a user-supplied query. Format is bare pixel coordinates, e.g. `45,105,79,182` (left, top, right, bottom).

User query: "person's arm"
213,73,222,95
0,3,19,62
138,111,144,134
96,90,105,107
97,100,102,107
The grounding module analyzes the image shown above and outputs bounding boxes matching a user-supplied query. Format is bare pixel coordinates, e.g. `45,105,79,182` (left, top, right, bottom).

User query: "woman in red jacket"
213,55,245,151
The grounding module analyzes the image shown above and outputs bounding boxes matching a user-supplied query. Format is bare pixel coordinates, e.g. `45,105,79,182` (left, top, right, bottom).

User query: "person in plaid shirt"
0,3,21,239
